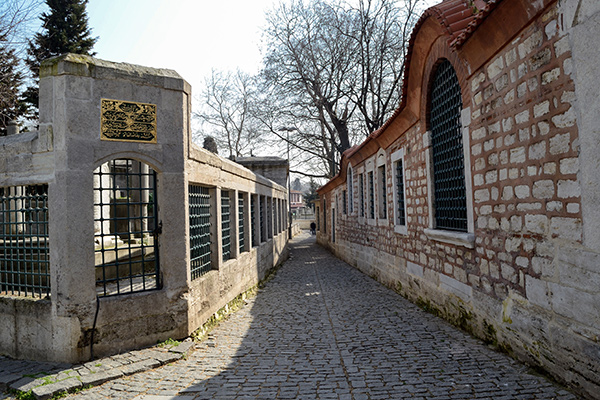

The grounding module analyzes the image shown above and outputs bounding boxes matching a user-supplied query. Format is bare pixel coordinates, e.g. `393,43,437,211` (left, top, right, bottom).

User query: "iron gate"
93,159,160,296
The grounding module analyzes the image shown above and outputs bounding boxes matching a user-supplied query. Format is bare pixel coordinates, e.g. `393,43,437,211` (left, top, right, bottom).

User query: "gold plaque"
101,99,157,143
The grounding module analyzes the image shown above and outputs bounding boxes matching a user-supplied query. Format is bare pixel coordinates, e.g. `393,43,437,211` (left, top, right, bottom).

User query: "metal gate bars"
93,159,160,296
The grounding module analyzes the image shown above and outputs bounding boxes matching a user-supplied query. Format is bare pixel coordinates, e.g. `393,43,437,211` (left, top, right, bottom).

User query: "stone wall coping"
39,53,190,93
0,130,38,145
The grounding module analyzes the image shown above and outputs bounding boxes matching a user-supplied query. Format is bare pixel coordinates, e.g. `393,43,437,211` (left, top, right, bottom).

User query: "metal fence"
189,184,212,279
0,185,50,298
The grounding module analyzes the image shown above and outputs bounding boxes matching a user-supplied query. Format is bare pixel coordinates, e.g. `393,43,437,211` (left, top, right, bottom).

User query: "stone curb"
1,341,194,400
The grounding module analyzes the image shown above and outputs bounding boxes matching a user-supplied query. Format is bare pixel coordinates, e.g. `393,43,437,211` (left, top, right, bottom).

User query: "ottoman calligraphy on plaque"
101,99,157,143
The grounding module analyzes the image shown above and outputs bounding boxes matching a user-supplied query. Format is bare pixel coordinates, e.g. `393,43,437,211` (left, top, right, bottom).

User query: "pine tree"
24,0,96,116
0,34,26,135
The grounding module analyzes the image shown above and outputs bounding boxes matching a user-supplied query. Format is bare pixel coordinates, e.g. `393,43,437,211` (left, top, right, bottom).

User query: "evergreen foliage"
24,0,96,115
0,34,26,135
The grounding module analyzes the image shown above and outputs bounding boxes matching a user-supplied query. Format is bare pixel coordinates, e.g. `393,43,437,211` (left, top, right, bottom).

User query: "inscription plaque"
101,99,157,143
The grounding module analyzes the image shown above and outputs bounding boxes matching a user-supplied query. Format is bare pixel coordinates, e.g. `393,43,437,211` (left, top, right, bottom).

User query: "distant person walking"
310,221,316,235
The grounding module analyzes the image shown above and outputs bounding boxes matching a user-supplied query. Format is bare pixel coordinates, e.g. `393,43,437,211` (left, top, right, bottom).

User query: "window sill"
377,218,388,227
424,228,475,249
394,225,408,236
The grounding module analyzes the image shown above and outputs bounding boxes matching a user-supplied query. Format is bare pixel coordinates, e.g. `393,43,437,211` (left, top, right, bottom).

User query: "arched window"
430,59,467,232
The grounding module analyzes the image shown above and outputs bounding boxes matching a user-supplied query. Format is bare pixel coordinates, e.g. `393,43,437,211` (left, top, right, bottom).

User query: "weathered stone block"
495,74,509,92
534,100,550,118
549,281,599,324
557,179,581,198
542,68,561,85
529,141,547,160
439,273,472,300
549,132,571,154
547,201,563,212
526,276,551,310
474,188,490,203
471,72,486,92
406,261,423,278
525,214,548,234
509,147,525,165
515,185,530,199
550,217,582,241
472,127,486,140
487,56,505,79
529,48,552,70
532,180,554,199
518,30,543,59
552,107,576,128
554,36,570,57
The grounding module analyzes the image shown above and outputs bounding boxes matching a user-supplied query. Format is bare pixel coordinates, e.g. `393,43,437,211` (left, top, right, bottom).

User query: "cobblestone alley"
10,232,580,400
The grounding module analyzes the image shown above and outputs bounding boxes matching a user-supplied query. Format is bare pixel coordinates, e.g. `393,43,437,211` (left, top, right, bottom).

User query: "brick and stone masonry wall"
318,2,600,397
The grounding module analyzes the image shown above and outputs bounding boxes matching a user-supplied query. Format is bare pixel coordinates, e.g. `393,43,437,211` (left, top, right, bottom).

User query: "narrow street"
58,233,578,399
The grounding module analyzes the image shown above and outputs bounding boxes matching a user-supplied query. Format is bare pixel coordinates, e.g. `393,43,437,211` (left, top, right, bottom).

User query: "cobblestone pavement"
5,232,580,400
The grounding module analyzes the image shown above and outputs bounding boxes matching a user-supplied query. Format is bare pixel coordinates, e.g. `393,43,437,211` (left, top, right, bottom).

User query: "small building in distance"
290,189,304,213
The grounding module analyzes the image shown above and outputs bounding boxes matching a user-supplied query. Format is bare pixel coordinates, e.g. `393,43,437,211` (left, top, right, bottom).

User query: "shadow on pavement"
163,232,578,399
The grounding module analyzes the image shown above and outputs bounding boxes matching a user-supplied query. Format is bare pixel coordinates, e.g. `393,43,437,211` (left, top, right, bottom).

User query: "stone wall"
317,1,600,398
0,54,289,363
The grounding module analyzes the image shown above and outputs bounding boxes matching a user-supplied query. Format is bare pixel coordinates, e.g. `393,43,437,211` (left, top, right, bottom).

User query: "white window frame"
391,148,408,236
357,166,366,223
424,107,475,248
375,150,388,226
363,159,376,226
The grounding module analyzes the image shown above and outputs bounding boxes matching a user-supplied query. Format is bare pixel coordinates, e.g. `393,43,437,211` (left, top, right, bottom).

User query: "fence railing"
0,185,50,298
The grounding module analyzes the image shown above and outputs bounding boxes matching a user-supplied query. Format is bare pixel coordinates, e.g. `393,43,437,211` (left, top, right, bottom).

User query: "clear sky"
85,0,439,105
87,0,277,98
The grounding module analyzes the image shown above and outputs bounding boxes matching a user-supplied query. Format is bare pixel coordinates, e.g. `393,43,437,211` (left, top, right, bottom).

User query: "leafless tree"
194,69,262,158
0,0,42,134
345,0,423,136
0,0,41,50
259,0,427,178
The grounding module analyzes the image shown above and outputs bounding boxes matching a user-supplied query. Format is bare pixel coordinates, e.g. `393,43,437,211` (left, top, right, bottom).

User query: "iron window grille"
348,168,353,214
238,193,245,254
260,196,265,242
279,200,283,233
0,184,49,298
332,212,335,243
322,199,327,233
251,195,258,246
342,190,347,215
274,200,279,234
267,198,273,240
359,174,365,217
368,171,375,219
94,159,159,297
430,59,467,232
396,159,406,226
189,184,212,279
379,165,387,219
221,191,231,262
316,206,320,230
